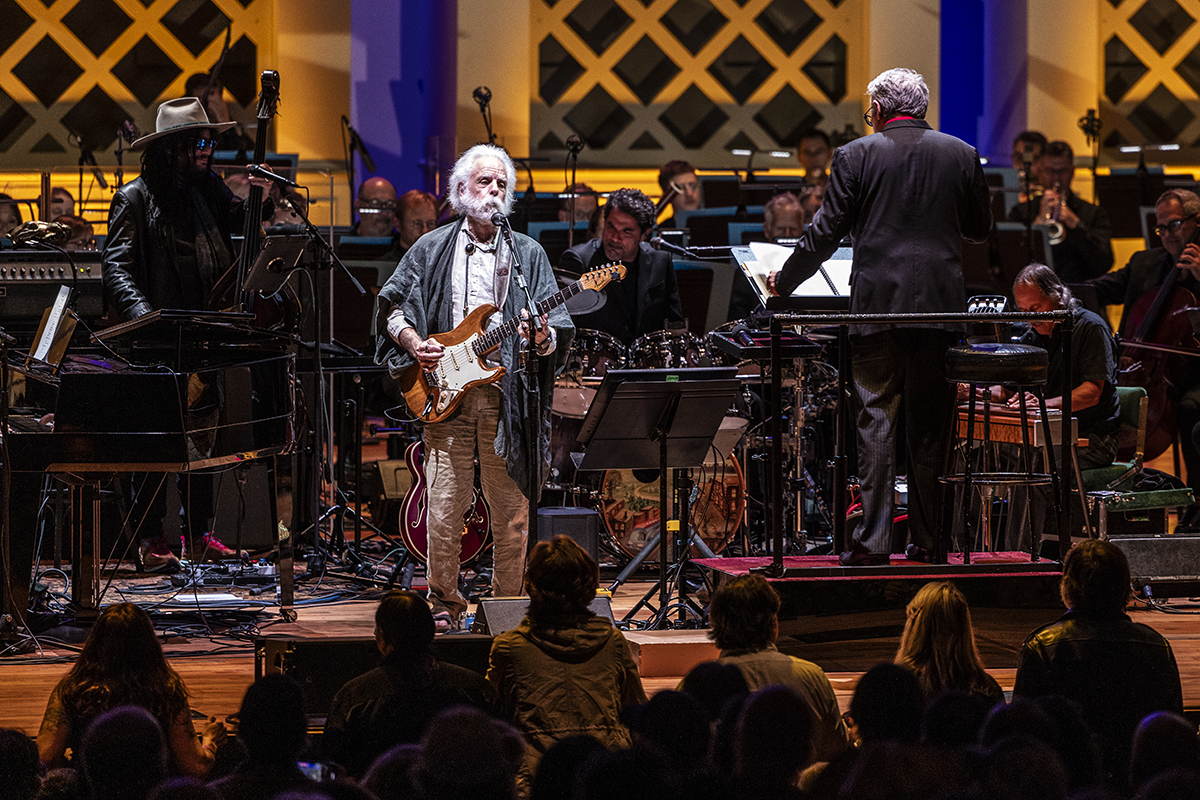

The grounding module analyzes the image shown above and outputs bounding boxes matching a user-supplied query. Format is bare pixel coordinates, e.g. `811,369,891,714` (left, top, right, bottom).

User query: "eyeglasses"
862,108,874,128
1154,216,1196,236
193,137,217,150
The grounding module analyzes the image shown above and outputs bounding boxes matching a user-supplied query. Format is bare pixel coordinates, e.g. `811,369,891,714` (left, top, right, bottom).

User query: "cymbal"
565,289,605,315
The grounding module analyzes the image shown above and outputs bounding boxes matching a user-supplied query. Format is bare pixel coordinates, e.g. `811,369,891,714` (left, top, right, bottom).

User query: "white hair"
866,68,929,120
447,144,517,217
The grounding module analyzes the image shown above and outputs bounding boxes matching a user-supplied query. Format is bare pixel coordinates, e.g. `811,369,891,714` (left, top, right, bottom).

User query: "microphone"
117,119,140,144
565,135,585,155
490,212,508,228
248,164,301,189
341,115,376,173
649,236,692,258
473,86,492,108
11,221,71,246
730,322,756,348
79,146,108,189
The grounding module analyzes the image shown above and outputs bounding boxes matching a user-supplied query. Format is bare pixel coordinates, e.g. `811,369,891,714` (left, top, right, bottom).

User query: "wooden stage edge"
4,562,1200,738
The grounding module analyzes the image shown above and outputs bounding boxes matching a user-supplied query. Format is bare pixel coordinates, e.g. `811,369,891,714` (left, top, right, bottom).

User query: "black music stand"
577,367,738,628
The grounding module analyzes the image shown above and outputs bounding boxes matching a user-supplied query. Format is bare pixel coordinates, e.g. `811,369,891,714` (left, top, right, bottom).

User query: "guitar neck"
472,279,590,356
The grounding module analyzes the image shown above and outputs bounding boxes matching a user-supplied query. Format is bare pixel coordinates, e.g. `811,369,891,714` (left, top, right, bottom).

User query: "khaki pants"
423,387,529,619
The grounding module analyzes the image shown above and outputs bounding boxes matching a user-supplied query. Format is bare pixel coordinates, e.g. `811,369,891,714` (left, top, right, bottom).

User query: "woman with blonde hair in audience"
894,581,1004,705
37,603,225,777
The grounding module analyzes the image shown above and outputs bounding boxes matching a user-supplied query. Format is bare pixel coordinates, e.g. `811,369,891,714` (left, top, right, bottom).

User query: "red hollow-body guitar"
398,264,625,423
399,440,490,564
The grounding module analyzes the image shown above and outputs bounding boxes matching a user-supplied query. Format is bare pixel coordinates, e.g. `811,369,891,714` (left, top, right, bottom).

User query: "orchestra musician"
1001,264,1120,551
1008,140,1114,282
559,188,683,346
375,144,574,632
102,97,270,572
769,68,992,566
1087,189,1200,529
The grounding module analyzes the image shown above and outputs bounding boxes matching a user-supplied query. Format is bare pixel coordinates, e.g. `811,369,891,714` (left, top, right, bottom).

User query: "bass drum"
601,453,745,565
552,329,626,419
629,329,710,369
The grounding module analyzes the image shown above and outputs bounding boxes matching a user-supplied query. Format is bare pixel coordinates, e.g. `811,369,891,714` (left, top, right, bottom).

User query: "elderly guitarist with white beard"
375,144,575,631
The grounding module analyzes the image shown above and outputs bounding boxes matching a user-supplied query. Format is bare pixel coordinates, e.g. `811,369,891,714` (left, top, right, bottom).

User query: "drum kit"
545,314,839,564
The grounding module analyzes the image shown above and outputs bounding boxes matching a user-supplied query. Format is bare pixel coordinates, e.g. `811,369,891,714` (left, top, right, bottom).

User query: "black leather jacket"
1014,608,1182,777
102,175,240,320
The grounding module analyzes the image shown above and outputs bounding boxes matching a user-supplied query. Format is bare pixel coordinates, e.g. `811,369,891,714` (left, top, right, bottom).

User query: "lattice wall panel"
532,0,864,167
1100,0,1200,154
0,0,272,167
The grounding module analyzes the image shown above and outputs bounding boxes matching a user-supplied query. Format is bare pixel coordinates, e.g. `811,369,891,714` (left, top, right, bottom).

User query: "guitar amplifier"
0,250,106,326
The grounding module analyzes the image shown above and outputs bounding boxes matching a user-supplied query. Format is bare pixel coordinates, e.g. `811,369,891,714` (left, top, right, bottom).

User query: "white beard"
462,192,504,223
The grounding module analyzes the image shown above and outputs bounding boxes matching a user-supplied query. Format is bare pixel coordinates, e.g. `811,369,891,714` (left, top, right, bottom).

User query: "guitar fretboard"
471,269,613,357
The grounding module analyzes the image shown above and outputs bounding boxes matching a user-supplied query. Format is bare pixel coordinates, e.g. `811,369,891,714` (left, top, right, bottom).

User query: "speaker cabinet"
368,459,412,536
1109,535,1200,582
536,507,600,564
471,596,614,635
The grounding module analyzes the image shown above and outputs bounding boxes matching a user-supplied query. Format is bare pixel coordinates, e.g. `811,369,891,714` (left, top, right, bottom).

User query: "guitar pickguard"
426,333,503,417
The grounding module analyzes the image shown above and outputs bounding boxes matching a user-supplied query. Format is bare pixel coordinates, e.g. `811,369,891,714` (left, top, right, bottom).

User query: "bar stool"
938,342,1062,563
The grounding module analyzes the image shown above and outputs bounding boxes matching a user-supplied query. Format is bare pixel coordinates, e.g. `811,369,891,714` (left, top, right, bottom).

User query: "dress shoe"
905,543,932,563
838,550,890,567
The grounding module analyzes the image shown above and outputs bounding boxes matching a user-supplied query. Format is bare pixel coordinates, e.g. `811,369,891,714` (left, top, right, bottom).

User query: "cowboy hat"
131,97,236,150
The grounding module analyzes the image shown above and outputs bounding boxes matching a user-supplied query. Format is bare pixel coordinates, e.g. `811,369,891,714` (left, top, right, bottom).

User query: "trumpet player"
1008,140,1113,282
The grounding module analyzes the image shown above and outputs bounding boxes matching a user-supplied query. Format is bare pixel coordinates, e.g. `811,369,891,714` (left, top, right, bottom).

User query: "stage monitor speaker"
471,596,614,636
255,634,494,717
368,459,412,536
1109,535,1200,582
536,507,600,564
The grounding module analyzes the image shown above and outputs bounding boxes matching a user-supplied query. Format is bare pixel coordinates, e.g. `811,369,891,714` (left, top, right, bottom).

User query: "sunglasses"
193,137,218,150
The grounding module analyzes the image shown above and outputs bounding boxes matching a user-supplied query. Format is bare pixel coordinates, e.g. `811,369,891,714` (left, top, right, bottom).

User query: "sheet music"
33,285,71,363
732,242,853,306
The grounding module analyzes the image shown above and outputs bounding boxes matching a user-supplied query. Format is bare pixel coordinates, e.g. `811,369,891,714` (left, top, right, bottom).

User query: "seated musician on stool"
981,264,1119,551
375,144,574,632
559,188,684,346
1088,189,1200,530
102,97,271,572
1008,140,1113,282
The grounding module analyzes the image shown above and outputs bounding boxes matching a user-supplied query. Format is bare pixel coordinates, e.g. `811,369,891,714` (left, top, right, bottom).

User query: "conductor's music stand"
577,367,738,628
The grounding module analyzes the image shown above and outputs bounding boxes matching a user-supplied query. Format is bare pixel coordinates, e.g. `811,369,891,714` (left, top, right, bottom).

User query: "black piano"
2,310,296,613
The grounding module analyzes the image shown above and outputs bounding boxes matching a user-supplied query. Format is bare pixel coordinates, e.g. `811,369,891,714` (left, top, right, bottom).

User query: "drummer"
559,187,684,345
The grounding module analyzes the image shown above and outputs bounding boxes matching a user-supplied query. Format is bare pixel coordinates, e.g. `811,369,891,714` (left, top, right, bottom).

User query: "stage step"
625,629,719,678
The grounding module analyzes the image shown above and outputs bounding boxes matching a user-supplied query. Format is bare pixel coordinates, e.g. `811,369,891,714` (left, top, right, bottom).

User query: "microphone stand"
268,183,366,569
565,136,584,249
495,217,541,553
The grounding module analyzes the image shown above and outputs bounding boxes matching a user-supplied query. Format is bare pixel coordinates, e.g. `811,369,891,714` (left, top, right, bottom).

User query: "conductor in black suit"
771,68,993,566
559,188,684,346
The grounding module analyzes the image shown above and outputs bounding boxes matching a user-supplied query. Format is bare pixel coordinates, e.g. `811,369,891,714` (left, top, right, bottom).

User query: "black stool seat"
939,471,1052,487
945,343,1048,385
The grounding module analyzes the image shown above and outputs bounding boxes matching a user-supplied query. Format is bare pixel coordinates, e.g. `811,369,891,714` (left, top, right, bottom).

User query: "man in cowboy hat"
103,96,271,572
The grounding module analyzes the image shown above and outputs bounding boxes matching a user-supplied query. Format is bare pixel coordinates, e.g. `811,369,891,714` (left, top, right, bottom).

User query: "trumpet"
1033,182,1066,246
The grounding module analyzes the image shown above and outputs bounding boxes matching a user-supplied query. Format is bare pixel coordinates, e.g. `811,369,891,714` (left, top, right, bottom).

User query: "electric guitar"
399,440,490,564
398,263,625,423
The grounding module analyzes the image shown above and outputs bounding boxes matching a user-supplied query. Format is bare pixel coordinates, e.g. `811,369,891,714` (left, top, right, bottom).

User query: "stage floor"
4,558,1200,739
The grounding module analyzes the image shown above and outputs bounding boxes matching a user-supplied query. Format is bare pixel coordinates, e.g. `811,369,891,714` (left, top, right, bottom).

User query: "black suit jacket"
1009,192,1114,282
559,239,683,345
776,118,992,336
